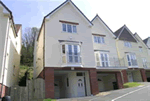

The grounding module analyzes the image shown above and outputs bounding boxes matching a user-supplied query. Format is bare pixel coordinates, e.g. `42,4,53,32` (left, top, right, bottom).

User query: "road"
58,82,150,101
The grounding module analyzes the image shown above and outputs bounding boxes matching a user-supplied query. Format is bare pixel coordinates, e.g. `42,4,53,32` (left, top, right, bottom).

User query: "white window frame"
139,47,143,52
93,36,105,44
142,58,147,68
124,41,132,48
61,43,81,65
62,23,77,33
126,53,138,67
95,52,110,67
99,52,110,67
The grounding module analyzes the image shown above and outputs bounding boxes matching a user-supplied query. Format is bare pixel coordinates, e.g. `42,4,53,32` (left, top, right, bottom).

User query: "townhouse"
34,0,127,99
91,15,126,91
0,1,22,97
143,37,150,81
115,25,148,82
34,0,150,99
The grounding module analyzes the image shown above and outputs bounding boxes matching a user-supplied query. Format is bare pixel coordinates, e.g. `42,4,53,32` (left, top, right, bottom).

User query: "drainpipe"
120,70,124,84
0,18,11,98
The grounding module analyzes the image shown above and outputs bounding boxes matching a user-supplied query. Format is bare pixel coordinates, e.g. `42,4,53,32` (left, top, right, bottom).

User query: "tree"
21,27,39,66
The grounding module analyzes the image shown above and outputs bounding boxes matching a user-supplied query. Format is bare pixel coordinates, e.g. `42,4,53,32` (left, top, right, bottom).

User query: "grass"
123,82,142,88
43,99,56,101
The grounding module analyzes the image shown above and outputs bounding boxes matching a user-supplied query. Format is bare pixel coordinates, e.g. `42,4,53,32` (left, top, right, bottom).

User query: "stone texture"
116,72,124,89
89,69,99,95
44,68,54,99
140,69,147,82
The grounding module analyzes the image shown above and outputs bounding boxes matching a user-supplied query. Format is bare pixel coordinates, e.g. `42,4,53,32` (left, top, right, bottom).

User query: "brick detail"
89,69,99,95
116,72,124,89
140,69,147,82
44,68,54,99
0,84,9,97
121,70,128,83
37,69,44,79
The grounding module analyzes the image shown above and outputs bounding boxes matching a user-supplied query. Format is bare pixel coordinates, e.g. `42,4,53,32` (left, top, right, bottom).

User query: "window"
139,47,143,52
62,23,66,32
73,25,77,33
62,23,77,33
67,24,72,33
142,58,147,68
100,53,109,67
94,36,105,44
95,52,110,67
126,53,138,67
61,44,81,64
124,41,132,48
76,73,83,76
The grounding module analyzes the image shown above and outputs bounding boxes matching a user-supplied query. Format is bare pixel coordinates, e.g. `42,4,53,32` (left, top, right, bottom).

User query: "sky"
2,0,150,39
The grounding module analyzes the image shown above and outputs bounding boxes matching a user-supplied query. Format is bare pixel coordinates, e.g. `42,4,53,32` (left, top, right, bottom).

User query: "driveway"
57,82,150,101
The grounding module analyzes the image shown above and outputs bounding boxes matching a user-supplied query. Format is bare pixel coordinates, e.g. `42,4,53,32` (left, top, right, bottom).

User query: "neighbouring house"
115,25,147,83
0,1,22,97
91,15,127,91
34,0,150,99
143,37,150,81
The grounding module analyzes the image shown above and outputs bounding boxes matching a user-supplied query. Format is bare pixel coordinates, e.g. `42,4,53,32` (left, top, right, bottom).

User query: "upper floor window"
95,52,110,67
126,53,138,67
124,41,132,48
139,47,143,52
62,23,77,33
94,36,105,44
61,44,81,64
142,58,147,68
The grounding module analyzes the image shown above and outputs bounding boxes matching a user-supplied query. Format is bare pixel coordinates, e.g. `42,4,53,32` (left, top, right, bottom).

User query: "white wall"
34,26,44,78
91,17,119,67
54,71,91,98
2,24,21,87
44,3,95,67
0,7,9,83
0,6,22,87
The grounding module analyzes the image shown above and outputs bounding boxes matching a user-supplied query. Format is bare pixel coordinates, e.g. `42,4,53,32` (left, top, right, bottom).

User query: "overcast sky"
2,0,150,39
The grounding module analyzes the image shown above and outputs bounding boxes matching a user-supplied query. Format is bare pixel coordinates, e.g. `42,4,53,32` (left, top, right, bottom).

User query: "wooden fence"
10,78,45,101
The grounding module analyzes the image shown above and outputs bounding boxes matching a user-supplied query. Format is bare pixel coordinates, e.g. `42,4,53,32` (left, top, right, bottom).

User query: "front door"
77,77,85,97
54,81,60,99
98,78,105,91
127,72,133,82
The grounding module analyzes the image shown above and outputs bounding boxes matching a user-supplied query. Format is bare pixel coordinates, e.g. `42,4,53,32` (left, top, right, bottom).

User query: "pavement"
57,82,150,101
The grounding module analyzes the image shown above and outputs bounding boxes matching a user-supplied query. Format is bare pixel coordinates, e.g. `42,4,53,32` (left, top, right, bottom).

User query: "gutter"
0,18,11,98
43,19,45,79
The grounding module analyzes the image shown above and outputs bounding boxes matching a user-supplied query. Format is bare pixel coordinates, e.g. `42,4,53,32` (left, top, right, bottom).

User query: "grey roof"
114,25,137,42
143,37,149,44
134,33,149,48
0,1,17,36
114,25,124,37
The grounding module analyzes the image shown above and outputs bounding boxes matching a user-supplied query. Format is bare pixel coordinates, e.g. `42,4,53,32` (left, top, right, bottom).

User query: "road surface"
58,82,150,101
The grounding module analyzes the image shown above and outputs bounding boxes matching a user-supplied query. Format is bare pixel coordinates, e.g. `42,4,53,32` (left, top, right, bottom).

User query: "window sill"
94,43,106,45
128,66,139,68
61,64,83,67
61,31,78,34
